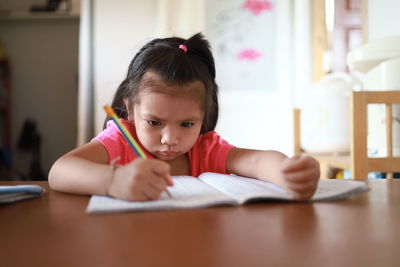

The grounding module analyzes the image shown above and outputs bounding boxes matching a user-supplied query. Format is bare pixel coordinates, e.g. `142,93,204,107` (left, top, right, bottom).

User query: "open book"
86,172,369,214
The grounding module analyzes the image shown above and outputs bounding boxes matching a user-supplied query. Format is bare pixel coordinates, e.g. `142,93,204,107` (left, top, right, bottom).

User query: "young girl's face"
130,73,205,161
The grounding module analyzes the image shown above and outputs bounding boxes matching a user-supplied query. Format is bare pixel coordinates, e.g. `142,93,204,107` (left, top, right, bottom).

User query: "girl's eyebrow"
141,114,164,120
142,114,202,122
179,117,202,122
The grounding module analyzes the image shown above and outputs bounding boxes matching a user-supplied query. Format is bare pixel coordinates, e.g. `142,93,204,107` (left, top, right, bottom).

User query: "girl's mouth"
158,150,177,157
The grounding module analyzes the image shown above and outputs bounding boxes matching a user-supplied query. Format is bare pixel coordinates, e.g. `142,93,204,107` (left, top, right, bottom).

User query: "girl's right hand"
106,158,173,201
279,155,320,201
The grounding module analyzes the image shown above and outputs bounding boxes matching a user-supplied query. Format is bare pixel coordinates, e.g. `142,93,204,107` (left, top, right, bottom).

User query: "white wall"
157,0,205,38
207,0,311,155
92,0,159,134
367,0,400,41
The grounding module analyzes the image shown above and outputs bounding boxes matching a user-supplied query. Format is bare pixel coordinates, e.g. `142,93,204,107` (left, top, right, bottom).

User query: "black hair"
104,32,219,134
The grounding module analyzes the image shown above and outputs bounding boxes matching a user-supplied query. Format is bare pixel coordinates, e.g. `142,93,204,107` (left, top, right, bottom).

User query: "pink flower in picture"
242,0,273,15
237,49,262,61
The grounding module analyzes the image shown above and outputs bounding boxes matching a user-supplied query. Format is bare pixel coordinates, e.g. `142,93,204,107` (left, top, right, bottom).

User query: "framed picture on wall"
205,0,276,92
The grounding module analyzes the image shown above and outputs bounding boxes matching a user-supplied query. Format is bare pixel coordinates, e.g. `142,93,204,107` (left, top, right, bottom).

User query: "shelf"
0,12,79,20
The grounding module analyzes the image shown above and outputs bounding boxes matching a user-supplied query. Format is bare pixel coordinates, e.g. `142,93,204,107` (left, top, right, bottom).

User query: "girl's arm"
49,142,115,195
49,141,173,200
226,148,320,200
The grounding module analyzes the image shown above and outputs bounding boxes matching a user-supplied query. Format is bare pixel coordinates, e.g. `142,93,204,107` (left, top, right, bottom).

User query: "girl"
49,33,320,201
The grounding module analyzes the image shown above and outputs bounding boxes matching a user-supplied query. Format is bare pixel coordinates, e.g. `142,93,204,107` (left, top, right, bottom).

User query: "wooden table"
1,180,400,267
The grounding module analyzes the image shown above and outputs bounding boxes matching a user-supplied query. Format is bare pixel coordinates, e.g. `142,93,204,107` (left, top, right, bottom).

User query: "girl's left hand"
279,155,320,201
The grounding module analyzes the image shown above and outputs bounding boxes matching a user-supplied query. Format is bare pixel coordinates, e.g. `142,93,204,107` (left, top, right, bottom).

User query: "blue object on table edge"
0,185,45,203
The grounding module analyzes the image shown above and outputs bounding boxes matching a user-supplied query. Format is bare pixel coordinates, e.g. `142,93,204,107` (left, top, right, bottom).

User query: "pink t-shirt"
92,119,234,177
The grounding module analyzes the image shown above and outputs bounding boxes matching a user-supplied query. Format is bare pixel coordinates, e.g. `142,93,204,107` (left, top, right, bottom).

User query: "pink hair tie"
178,44,187,53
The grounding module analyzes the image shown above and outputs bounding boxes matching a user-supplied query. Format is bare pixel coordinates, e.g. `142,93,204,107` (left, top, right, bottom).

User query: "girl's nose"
161,127,179,146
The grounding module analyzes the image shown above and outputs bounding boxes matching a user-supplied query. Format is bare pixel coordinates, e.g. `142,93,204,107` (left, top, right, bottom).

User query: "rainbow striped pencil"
104,105,147,158
104,105,172,197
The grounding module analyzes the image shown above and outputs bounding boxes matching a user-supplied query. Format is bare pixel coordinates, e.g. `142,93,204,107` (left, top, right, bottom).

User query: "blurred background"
0,0,399,180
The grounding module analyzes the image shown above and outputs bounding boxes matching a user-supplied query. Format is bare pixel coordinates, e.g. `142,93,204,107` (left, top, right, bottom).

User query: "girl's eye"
147,120,161,126
181,122,194,128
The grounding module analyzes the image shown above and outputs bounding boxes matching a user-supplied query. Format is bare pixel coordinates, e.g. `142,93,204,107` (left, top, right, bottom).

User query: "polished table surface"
1,179,400,267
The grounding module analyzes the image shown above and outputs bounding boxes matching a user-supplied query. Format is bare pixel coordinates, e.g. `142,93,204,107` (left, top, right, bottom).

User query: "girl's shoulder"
192,131,234,154
196,131,230,146
95,119,134,140
91,119,140,165
189,131,235,177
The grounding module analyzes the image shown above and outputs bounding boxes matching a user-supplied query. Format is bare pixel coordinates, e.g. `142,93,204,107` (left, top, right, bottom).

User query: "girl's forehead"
138,71,205,102
136,85,205,120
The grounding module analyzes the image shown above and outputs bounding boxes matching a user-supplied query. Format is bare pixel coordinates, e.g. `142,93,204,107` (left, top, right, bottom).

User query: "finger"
149,166,174,186
124,181,150,201
286,179,318,194
141,185,162,200
284,168,319,183
291,154,301,160
149,180,173,199
280,156,303,173
164,175,174,186
151,160,174,186
151,159,170,176
281,155,317,173
285,180,318,199
149,177,167,192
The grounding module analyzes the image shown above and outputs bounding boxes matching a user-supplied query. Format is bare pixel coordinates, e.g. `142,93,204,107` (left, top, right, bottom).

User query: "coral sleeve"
188,131,234,177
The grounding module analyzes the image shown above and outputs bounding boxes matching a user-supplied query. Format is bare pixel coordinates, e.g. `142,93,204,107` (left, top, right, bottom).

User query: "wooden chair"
294,90,400,180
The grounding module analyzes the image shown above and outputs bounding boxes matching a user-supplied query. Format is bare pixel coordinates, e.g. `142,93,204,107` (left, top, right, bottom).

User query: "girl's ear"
123,98,134,121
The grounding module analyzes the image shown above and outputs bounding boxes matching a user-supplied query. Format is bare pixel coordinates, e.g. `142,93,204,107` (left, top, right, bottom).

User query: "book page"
199,173,293,204
199,173,369,203
87,176,236,214
310,179,369,201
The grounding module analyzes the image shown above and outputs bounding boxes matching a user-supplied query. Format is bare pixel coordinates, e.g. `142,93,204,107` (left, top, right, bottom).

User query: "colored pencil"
104,105,147,158
103,105,172,197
